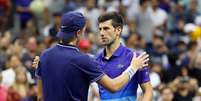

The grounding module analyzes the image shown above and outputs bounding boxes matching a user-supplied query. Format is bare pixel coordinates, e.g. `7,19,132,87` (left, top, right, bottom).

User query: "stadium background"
0,0,201,101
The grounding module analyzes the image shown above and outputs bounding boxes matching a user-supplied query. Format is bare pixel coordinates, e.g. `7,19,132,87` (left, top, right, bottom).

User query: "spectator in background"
184,0,200,23
146,34,169,71
0,73,8,101
134,0,154,43
189,52,201,86
159,0,171,13
43,0,65,14
0,32,11,71
1,55,22,88
78,39,92,55
16,0,33,29
167,67,199,101
168,2,185,31
8,67,29,100
21,37,39,79
125,33,145,51
21,83,37,101
42,12,61,47
0,0,12,32
173,76,196,101
150,0,168,29
158,87,174,101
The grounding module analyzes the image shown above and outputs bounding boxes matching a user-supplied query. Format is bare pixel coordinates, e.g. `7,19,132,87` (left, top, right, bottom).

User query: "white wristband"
123,66,137,80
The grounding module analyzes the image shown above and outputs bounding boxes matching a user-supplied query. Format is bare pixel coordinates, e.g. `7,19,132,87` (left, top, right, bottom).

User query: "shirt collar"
56,43,79,52
101,44,124,59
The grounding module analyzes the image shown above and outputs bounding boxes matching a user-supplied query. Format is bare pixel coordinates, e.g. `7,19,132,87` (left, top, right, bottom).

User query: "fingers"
32,56,40,69
142,63,149,67
131,51,150,70
137,52,146,59
143,57,149,63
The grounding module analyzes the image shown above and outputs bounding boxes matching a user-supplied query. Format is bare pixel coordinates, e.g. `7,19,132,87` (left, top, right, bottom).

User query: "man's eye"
103,27,109,30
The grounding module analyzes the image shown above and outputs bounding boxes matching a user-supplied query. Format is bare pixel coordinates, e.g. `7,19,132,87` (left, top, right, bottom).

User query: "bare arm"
140,82,153,101
97,72,130,93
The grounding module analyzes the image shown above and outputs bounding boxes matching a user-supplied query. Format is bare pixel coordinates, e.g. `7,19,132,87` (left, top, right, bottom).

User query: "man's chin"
100,42,109,46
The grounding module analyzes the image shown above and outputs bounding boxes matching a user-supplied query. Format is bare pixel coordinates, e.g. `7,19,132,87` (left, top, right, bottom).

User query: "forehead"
98,20,113,28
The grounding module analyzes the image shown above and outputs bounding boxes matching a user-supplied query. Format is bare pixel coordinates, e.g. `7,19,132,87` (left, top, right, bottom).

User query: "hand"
32,56,40,69
131,52,149,70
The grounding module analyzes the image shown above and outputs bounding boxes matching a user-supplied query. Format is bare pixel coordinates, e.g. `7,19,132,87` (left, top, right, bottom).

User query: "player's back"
37,44,93,101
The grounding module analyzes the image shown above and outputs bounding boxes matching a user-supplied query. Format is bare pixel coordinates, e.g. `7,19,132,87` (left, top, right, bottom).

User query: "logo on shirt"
146,71,149,75
117,64,124,69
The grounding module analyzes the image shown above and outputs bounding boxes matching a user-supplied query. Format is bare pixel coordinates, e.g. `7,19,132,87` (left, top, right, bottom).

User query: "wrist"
123,66,137,80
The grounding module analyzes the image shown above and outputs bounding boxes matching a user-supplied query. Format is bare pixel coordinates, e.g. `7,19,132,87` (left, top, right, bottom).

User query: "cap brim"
56,31,75,40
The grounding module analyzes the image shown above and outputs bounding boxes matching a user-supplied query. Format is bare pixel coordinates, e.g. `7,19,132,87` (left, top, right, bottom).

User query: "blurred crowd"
0,0,201,101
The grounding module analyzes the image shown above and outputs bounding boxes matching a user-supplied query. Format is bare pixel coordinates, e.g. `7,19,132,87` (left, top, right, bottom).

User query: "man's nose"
100,30,105,36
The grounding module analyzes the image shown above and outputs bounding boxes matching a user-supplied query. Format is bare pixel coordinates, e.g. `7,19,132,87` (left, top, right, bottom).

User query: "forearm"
141,89,153,101
141,83,153,101
98,67,137,93
110,72,130,92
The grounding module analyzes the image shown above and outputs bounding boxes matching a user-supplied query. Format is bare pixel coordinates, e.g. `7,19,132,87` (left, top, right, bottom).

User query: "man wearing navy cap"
35,12,149,101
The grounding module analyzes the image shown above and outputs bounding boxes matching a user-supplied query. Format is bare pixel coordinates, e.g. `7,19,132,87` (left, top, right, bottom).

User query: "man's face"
98,20,120,46
162,88,174,101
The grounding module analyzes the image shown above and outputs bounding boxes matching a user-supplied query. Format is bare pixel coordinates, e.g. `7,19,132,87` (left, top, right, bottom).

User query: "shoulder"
72,53,94,64
40,46,54,57
121,46,134,57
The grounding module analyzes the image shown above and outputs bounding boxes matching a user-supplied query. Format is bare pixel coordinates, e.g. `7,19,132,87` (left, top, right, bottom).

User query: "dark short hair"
98,12,123,28
139,0,149,6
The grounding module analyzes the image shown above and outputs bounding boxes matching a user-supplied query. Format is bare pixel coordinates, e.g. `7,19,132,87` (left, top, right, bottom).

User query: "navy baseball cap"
56,12,86,40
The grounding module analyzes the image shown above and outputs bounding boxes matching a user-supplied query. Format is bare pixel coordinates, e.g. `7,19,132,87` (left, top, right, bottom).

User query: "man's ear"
76,30,81,37
116,26,122,36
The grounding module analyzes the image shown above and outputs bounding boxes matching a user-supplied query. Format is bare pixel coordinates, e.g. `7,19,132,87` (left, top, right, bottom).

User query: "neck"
105,38,120,59
60,39,78,46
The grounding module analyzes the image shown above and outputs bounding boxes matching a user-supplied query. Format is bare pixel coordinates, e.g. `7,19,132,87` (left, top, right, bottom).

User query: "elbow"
108,84,120,93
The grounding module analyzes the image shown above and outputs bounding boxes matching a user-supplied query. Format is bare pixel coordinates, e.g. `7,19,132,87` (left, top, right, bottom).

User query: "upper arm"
137,67,152,93
137,67,150,84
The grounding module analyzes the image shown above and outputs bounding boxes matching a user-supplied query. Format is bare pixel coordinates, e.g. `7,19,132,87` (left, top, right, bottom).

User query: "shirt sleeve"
136,67,150,84
72,55,105,82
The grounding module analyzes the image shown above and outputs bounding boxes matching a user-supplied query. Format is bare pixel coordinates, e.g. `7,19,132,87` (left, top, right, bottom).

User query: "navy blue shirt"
36,43,104,101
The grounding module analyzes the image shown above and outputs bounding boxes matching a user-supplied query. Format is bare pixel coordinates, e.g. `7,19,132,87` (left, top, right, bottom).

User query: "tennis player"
96,12,153,101
33,12,149,101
